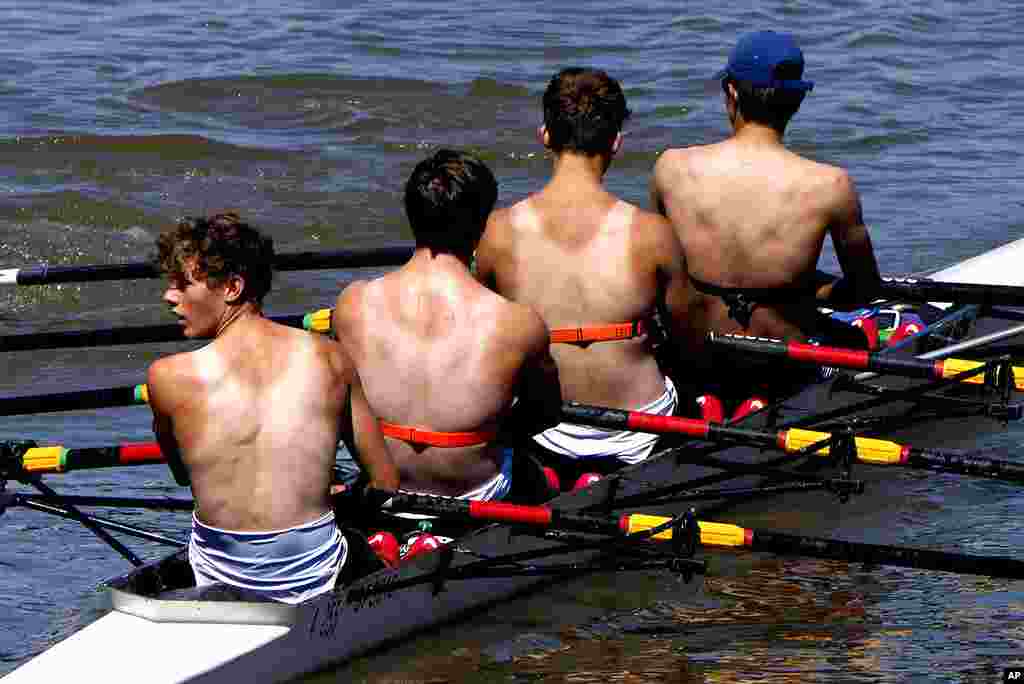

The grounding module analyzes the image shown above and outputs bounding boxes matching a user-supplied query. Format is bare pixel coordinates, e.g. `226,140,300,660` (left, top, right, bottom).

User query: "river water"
0,1,1022,681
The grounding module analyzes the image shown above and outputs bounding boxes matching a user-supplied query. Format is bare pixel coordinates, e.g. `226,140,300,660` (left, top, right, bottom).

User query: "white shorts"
533,376,678,466
189,510,346,604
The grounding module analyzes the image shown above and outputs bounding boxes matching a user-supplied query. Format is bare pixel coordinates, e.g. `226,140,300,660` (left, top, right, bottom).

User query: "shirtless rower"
474,68,695,482
334,150,559,501
650,30,881,346
147,212,398,603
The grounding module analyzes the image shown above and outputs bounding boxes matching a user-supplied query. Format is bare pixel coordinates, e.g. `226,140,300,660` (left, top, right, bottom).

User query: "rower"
474,68,696,485
649,31,882,415
147,212,398,603
333,150,560,502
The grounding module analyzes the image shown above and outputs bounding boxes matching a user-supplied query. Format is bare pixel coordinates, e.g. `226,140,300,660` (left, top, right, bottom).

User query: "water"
1,0,1023,680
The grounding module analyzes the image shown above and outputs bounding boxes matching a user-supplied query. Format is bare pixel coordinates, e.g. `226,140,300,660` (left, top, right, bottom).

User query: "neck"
732,118,786,145
215,302,260,338
548,151,609,190
411,246,474,270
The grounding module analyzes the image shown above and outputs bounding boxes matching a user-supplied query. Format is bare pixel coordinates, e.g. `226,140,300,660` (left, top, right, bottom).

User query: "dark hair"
156,212,274,304
725,63,806,132
542,68,631,155
404,150,498,252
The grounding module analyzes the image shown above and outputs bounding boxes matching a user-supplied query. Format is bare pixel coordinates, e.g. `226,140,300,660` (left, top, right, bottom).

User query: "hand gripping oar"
379,490,1024,580
559,403,1024,485
0,242,414,287
708,332,1024,391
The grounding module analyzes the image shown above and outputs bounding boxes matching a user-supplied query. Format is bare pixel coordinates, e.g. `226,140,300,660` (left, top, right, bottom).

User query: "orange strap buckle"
379,420,497,448
549,320,645,344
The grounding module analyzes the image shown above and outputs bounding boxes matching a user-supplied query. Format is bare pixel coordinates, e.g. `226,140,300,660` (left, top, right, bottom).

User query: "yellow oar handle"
21,446,67,473
303,308,334,334
621,514,752,547
941,358,1024,391
782,428,907,465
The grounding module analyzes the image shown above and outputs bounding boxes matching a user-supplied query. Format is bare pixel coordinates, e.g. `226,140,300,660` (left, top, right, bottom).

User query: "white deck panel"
929,236,1024,285
5,611,290,684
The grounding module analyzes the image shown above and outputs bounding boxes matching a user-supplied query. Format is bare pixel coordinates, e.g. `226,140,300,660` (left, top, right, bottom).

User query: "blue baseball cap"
715,31,814,92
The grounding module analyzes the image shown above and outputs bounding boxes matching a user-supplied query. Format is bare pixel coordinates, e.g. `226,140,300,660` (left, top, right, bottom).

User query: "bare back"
653,138,877,341
148,318,349,531
336,254,549,496
477,189,685,409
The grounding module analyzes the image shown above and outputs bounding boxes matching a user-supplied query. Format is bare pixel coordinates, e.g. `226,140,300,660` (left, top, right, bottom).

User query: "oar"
560,403,1024,484
0,242,414,287
4,383,1023,485
1,440,163,474
0,384,149,416
877,276,1024,307
0,305,634,352
0,311,326,352
708,332,1024,391
380,490,1024,579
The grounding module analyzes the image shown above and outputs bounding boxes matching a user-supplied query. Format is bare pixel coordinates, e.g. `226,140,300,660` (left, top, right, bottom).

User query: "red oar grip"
468,500,554,526
787,341,870,369
626,412,710,438
119,442,163,464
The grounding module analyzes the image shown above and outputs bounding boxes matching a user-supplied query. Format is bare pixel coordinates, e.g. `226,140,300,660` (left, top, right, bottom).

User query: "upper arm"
827,170,880,283
333,280,367,350
349,370,399,491
649,153,668,216
146,357,190,486
644,216,702,355
514,308,561,423
474,210,506,290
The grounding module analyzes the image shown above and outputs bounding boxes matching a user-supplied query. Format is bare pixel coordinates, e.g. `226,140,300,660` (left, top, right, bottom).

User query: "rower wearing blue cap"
650,31,881,408
715,30,815,93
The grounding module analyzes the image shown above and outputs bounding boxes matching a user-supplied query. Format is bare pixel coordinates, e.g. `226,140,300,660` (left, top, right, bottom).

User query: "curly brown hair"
156,212,274,304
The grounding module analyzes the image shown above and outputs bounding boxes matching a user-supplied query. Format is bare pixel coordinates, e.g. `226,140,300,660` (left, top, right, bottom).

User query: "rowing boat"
5,238,1024,683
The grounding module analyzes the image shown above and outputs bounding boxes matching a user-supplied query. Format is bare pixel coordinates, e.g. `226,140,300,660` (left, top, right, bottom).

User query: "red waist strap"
379,420,498,448
549,320,646,344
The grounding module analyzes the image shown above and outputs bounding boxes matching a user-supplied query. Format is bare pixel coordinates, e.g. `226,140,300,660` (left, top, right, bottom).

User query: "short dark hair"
156,212,274,304
726,63,806,132
543,68,631,155
404,150,498,252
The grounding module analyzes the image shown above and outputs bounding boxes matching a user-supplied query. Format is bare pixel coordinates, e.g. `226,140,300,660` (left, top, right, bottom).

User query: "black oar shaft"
26,477,143,565
14,262,156,285
18,493,193,510
907,448,1024,482
1,313,306,352
18,498,185,547
5,243,414,287
0,385,144,416
751,529,1024,579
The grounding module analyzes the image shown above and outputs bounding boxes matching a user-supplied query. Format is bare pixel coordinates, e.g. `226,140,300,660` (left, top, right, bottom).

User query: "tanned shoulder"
632,207,685,274
146,352,195,414
475,206,515,288
333,278,371,352
506,299,550,357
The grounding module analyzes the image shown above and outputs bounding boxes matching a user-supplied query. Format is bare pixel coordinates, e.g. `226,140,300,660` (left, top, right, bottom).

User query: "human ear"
611,132,623,155
537,125,550,148
223,274,246,304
